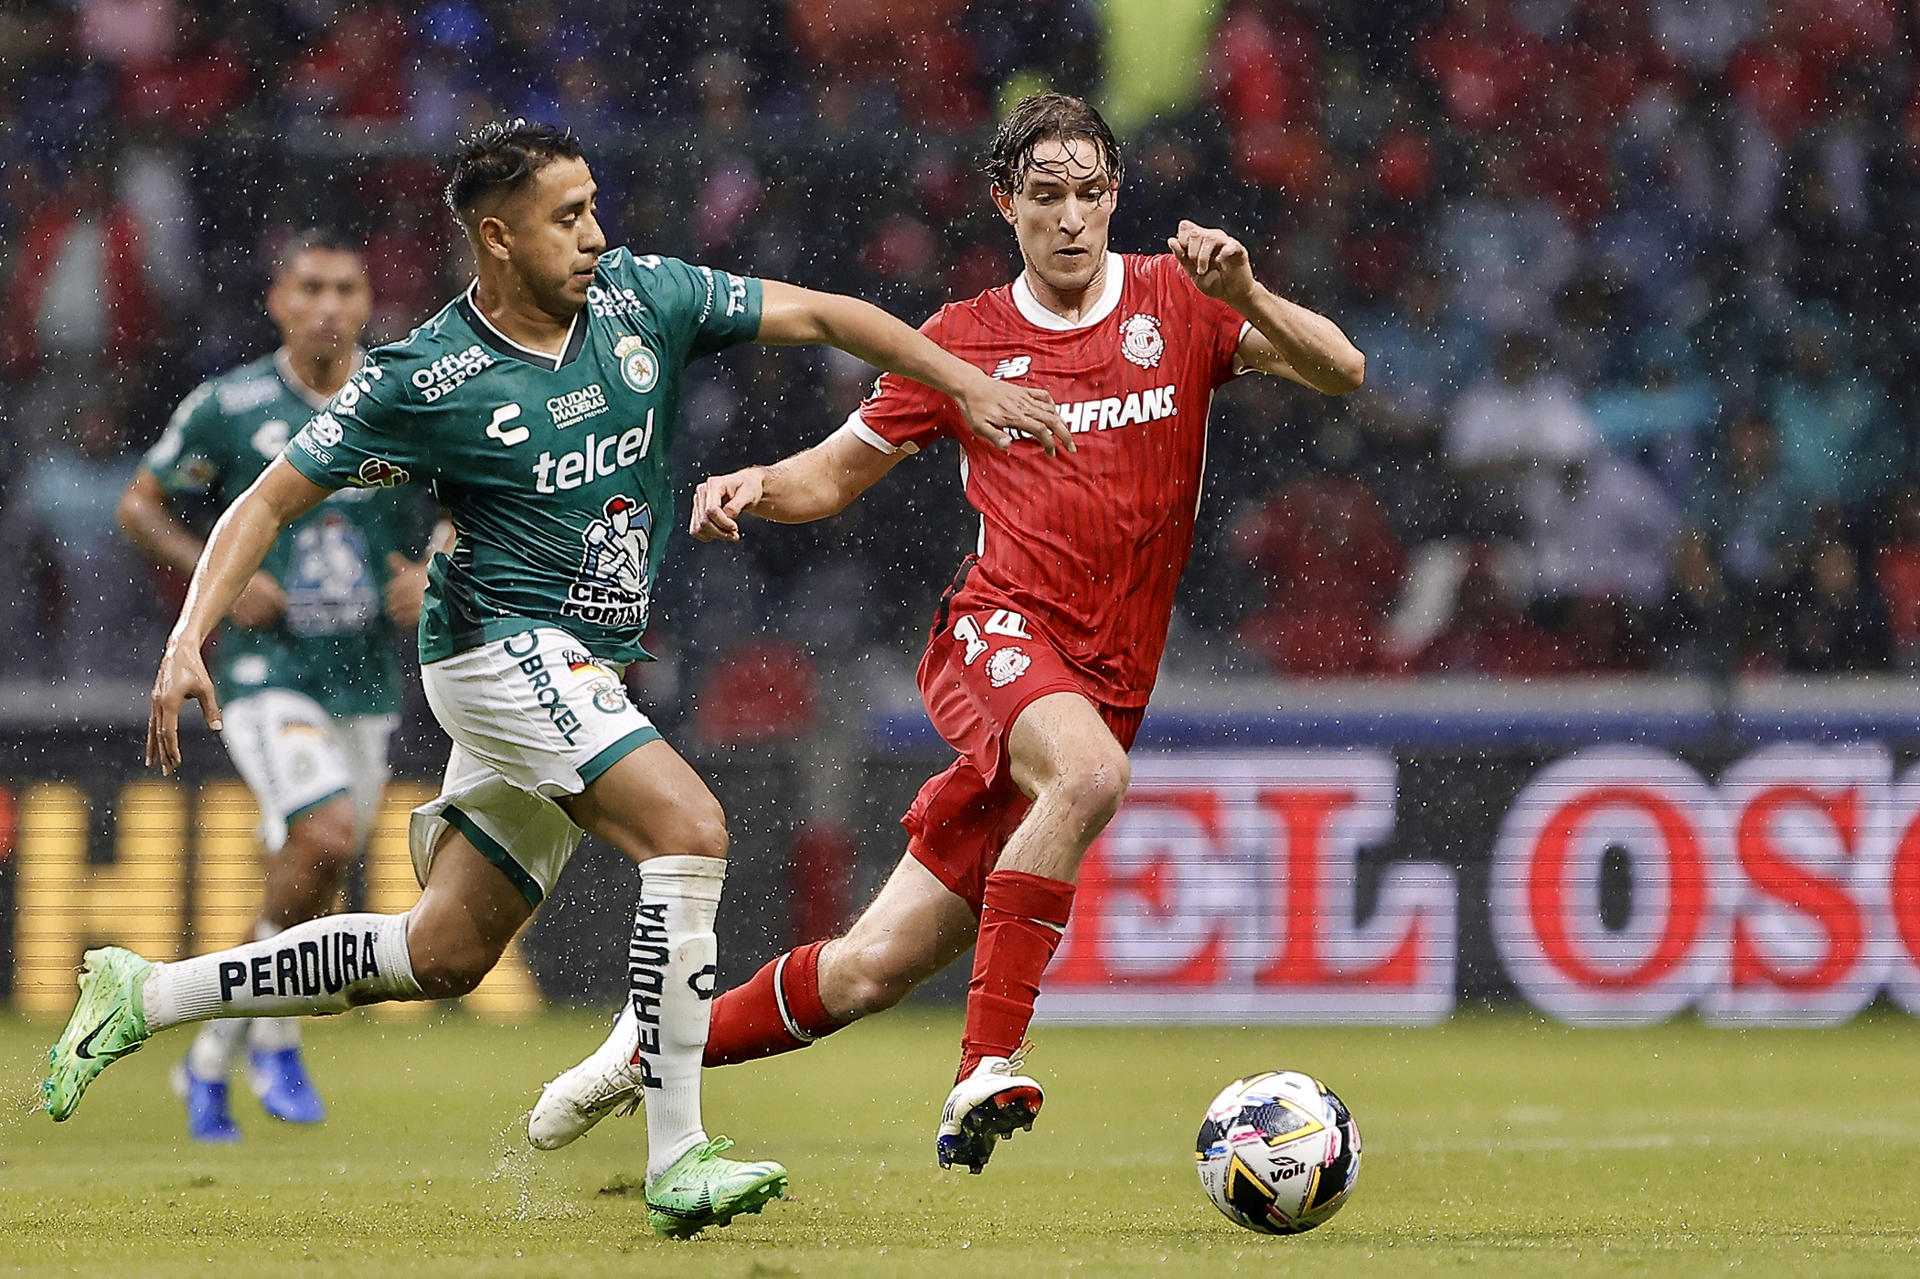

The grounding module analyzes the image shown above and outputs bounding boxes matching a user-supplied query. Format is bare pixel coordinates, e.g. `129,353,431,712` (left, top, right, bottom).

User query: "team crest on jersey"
1120,313,1164,369
986,647,1031,689
589,679,630,714
563,493,652,631
615,336,659,393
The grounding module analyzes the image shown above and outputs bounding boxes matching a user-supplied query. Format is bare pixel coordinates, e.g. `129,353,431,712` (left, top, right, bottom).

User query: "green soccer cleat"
44,947,154,1122
644,1136,788,1239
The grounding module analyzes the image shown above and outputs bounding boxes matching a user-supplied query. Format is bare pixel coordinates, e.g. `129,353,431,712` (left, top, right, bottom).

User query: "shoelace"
570,1049,649,1114
542,1070,642,1117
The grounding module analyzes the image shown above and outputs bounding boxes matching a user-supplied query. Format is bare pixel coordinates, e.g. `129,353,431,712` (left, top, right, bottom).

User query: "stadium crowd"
4,0,1919,704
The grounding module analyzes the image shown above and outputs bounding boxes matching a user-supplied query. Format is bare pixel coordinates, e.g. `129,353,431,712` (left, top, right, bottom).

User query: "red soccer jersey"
850,252,1248,706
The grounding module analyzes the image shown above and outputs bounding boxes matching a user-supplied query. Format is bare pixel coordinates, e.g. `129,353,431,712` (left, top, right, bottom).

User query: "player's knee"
675,796,729,862
405,913,503,998
1053,746,1131,832
288,802,358,873
594,798,728,864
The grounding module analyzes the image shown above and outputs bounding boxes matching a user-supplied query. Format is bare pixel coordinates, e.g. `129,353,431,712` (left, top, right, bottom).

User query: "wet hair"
984,92,1122,194
270,227,362,282
443,119,586,226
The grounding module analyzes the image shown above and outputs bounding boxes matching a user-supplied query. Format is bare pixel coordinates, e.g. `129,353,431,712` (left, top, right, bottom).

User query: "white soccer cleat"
527,1003,647,1151
935,1051,1044,1173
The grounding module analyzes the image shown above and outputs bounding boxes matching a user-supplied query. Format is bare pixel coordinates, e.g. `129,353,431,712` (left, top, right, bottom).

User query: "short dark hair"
984,92,1122,194
443,119,586,225
270,227,362,282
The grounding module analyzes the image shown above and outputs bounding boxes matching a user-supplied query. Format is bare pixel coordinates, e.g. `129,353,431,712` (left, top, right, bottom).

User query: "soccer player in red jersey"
529,93,1364,1171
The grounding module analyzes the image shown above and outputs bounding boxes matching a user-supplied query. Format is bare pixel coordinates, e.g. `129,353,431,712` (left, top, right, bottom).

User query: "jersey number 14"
954,610,1030,665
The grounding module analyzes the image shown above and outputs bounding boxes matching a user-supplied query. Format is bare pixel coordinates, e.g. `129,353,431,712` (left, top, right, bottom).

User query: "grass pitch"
0,1009,1916,1277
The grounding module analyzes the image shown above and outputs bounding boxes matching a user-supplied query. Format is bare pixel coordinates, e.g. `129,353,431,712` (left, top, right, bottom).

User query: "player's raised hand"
1169,220,1255,304
227,570,287,629
689,468,768,542
953,375,1072,456
147,640,222,775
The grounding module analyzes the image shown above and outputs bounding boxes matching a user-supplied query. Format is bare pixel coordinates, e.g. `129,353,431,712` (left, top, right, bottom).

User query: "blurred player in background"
118,232,439,1143
49,119,1064,1237
530,93,1364,1173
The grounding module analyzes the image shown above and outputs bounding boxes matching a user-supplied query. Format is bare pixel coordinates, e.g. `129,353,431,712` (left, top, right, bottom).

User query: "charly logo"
1120,313,1164,369
986,647,1031,689
615,336,659,393
486,403,528,447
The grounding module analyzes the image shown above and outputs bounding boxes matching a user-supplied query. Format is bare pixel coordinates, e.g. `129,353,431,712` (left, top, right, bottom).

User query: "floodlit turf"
0,1008,1916,1278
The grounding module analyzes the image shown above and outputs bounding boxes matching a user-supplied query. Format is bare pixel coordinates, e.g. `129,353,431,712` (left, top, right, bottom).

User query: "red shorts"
902,565,1145,910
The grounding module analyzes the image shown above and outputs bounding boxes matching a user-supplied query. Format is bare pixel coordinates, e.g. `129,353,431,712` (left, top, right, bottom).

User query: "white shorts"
220,689,396,852
410,626,661,907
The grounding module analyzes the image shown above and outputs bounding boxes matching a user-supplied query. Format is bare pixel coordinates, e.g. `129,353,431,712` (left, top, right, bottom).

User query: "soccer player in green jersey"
47,119,1064,1238
118,231,438,1143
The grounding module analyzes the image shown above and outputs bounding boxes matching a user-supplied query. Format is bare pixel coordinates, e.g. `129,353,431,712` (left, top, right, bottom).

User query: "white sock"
246,918,301,1053
184,1019,248,1079
141,913,420,1032
633,855,725,1179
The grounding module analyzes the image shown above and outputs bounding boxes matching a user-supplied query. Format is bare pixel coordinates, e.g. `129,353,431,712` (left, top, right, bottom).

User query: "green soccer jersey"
284,248,763,665
143,351,419,717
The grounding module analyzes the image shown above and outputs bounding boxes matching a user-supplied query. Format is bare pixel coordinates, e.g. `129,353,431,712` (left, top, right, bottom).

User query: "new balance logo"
992,356,1032,380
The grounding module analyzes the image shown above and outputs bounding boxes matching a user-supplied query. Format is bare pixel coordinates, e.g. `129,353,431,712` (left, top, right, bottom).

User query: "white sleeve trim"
1231,320,1259,377
841,411,919,456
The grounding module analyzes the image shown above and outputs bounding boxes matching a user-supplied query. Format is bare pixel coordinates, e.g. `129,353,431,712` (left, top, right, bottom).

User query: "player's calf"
49,917,423,1124
703,940,851,1067
823,935,930,1020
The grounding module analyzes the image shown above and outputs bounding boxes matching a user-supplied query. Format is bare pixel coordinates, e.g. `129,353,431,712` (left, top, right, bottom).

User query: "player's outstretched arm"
147,458,332,774
755,280,1071,454
1167,220,1365,395
690,428,903,542
119,469,288,629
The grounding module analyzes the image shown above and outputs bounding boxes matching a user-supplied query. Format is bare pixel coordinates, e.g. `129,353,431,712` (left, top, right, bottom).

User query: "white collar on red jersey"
1012,252,1124,331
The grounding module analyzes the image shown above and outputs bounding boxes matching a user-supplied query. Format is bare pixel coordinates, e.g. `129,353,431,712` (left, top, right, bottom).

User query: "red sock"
703,940,846,1066
959,870,1076,1080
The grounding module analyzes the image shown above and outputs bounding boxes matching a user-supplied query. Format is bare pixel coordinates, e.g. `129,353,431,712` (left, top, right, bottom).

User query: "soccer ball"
1194,1070,1361,1235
